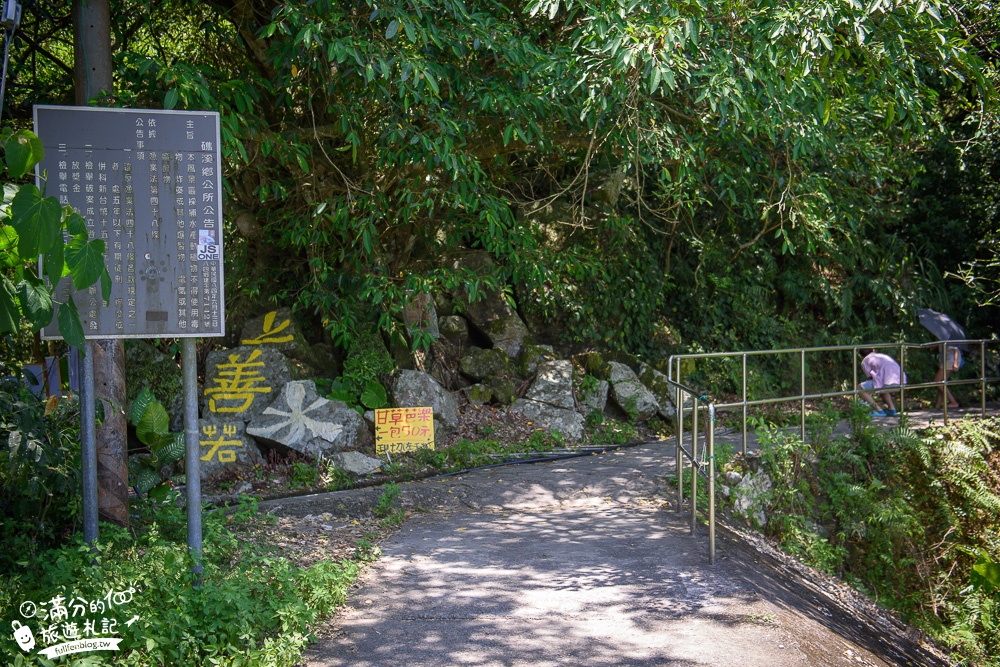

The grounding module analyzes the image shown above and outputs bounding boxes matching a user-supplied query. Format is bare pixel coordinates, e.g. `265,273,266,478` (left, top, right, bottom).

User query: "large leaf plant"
0,129,112,348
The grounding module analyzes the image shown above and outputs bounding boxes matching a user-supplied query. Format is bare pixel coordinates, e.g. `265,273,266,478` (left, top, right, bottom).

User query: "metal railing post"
900,344,906,412
676,383,683,513
941,342,949,426
741,353,748,455
852,345,858,406
708,404,715,565
690,397,699,534
800,348,806,442
981,341,987,416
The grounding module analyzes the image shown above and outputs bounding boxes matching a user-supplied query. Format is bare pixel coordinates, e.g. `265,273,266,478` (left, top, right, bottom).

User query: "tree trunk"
74,0,129,526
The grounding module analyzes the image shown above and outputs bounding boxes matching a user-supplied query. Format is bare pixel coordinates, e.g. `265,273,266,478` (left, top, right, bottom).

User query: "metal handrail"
668,339,999,454
665,376,716,565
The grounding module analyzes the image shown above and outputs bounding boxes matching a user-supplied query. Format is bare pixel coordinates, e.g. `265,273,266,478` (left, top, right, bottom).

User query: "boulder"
450,255,529,358
511,360,584,440
459,347,513,382
511,399,584,441
577,378,609,415
438,315,470,343
202,346,292,421
247,381,364,458
196,419,264,480
519,344,557,377
638,362,677,419
488,376,517,405
462,384,493,405
733,471,772,529
606,361,659,421
403,292,440,339
572,351,607,378
239,308,308,355
125,340,183,432
327,451,382,476
388,369,460,438
525,360,575,410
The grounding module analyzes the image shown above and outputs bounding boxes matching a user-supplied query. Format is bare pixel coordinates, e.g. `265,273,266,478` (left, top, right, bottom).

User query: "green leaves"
360,380,388,410
10,184,62,260
15,271,53,331
4,130,44,179
0,129,111,345
136,401,171,446
56,297,84,349
127,387,185,495
65,227,108,291
0,274,18,333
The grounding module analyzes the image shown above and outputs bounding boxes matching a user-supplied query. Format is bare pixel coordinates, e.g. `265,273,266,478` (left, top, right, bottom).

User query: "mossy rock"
519,344,556,377
572,351,607,379
488,377,517,405
459,347,514,382
462,383,493,405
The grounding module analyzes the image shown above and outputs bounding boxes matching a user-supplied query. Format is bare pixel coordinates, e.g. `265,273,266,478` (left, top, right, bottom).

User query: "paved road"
266,441,951,667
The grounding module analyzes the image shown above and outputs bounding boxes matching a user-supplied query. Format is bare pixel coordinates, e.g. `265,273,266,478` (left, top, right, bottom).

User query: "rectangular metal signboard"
34,105,225,339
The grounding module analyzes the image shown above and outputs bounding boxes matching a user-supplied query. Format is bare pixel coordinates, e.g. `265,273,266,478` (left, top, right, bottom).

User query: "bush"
0,380,82,573
0,493,360,666
750,415,1000,663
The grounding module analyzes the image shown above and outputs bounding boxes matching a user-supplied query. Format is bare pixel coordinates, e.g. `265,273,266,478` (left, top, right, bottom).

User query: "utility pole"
73,0,128,527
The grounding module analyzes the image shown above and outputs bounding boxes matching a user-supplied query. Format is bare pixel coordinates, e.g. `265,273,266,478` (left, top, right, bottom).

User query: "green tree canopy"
4,0,992,352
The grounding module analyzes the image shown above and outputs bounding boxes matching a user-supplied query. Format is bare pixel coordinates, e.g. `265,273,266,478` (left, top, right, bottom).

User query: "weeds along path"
262,442,947,667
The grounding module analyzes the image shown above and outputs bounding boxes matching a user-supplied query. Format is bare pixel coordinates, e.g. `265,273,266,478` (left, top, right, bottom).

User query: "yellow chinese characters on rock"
203,349,271,413
374,407,434,456
241,311,294,345
200,423,242,463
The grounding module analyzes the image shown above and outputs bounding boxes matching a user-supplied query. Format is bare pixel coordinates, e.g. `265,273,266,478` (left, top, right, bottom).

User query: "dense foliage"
747,411,1000,664
2,0,994,359
0,130,111,347
0,497,360,666
0,381,82,573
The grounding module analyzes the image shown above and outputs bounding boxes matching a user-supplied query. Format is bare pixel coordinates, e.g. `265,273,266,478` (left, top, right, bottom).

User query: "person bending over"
858,350,906,417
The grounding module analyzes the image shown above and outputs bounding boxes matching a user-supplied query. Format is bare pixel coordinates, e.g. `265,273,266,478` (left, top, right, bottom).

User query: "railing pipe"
741,353,748,454
941,342,949,426
676,381,683,512
900,344,907,412
982,341,987,416
708,404,715,565
800,349,806,441
690,397,699,534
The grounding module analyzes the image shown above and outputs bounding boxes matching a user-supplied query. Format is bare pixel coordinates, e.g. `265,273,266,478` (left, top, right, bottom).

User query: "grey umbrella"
917,308,968,351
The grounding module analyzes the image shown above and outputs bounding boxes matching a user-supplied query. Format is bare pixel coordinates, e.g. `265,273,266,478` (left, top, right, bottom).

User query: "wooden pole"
73,0,128,527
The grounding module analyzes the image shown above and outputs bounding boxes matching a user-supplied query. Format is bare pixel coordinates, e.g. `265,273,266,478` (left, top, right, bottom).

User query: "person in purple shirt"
858,350,907,417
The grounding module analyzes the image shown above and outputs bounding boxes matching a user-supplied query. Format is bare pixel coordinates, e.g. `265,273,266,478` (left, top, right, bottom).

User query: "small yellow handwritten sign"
375,407,434,456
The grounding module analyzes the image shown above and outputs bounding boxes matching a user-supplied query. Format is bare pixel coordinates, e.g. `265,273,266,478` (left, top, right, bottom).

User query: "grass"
0,492,367,666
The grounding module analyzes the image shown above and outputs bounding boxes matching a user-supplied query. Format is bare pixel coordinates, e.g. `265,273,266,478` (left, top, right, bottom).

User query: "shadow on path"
262,442,953,667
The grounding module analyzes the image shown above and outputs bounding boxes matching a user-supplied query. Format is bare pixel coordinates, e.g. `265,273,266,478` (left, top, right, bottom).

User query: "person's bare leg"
880,392,895,412
858,384,877,409
934,368,959,408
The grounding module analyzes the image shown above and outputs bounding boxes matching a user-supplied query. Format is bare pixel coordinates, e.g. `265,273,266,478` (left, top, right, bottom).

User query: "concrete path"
268,441,950,667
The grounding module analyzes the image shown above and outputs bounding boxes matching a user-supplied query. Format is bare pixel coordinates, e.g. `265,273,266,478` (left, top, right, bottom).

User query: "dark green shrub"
0,379,81,573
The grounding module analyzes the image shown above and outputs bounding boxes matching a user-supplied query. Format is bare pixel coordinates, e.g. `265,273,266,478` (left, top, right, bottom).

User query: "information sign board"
374,407,435,456
34,106,225,339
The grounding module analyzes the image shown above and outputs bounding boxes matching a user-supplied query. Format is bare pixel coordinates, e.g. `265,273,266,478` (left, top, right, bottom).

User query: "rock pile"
129,291,679,484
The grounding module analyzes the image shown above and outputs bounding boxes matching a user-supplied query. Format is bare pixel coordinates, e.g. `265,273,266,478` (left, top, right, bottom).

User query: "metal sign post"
34,106,224,578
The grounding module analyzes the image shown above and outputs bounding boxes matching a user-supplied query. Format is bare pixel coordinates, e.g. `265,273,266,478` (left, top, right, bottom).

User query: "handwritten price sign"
374,407,434,456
